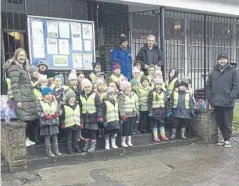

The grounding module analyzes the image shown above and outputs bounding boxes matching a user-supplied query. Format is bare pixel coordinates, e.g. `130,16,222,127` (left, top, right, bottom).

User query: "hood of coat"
142,43,159,50
3,58,24,70
213,62,236,72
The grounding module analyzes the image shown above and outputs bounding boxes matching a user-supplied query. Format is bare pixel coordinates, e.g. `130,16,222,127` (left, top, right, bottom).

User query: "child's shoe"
153,137,160,142
105,138,110,150
121,136,128,147
82,139,90,152
127,136,133,147
161,136,169,141
181,128,186,140
224,141,231,148
52,143,62,156
216,140,224,146
88,140,96,153
170,128,177,140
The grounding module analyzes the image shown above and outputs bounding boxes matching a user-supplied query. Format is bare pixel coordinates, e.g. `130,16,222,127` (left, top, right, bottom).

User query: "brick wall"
1,121,27,172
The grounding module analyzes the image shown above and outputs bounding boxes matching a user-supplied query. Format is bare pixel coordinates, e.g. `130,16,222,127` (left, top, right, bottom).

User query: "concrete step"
27,133,199,170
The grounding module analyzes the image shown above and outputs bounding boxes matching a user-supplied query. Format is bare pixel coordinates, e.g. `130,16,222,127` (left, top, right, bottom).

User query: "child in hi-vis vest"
80,78,103,153
102,87,120,149
168,80,194,140
165,68,179,96
148,78,169,142
36,87,62,157
89,62,101,84
118,81,139,147
60,91,83,154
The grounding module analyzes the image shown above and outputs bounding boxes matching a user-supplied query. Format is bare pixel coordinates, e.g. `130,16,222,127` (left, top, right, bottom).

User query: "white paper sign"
82,53,93,70
71,23,81,38
72,54,83,69
47,38,58,54
82,24,93,39
59,22,70,38
83,40,92,52
47,21,58,38
31,21,45,58
72,38,82,51
58,39,69,55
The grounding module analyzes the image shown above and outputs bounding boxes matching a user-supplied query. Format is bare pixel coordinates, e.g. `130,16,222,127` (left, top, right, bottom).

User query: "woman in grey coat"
3,48,38,146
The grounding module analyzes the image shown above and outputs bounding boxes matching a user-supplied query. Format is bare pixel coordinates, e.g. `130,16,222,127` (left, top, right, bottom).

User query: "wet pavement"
2,137,239,186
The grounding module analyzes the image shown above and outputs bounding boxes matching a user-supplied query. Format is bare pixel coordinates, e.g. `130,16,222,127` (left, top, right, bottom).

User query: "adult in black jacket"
206,53,239,148
136,35,164,74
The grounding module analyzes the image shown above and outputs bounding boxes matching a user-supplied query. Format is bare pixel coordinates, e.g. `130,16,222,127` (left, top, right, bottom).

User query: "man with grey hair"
136,35,164,73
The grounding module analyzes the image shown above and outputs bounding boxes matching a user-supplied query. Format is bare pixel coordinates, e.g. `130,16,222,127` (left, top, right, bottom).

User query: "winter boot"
105,137,110,150
66,140,73,154
74,145,81,153
170,128,177,140
217,127,224,146
88,140,96,153
127,136,133,147
152,128,160,142
160,127,169,141
45,145,55,157
224,141,231,148
111,136,118,149
52,143,62,156
121,136,128,147
181,128,186,140
82,139,90,152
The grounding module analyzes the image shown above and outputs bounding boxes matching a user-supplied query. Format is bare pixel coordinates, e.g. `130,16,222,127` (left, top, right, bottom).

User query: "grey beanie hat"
28,65,38,74
65,91,76,103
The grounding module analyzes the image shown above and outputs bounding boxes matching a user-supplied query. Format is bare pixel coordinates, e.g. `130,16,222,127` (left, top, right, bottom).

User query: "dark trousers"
26,119,40,143
215,107,233,141
139,111,149,131
150,118,164,129
65,128,79,148
172,118,189,129
122,117,135,136
84,129,97,140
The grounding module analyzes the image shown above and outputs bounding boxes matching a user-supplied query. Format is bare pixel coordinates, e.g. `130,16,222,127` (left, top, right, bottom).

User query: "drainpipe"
160,7,165,80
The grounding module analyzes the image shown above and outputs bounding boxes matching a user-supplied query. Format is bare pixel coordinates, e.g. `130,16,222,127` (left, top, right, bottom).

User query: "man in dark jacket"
206,53,239,148
136,35,164,73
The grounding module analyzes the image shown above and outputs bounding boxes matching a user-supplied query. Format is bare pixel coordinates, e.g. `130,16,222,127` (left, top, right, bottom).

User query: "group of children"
7,59,195,157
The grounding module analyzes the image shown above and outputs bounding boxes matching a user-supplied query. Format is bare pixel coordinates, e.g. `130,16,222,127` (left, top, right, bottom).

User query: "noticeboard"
27,15,95,70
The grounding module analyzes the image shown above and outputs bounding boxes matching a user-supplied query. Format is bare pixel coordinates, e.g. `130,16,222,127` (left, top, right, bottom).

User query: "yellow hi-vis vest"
80,93,96,114
152,91,166,108
40,100,58,115
173,89,190,109
89,72,96,83
34,88,42,101
166,78,178,95
110,73,124,83
124,93,137,113
64,105,81,127
6,78,13,99
138,87,150,111
105,100,119,122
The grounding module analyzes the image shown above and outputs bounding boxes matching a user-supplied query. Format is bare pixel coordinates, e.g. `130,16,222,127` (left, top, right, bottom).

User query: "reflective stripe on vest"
152,91,166,108
138,87,149,111
40,100,57,115
166,78,178,95
99,92,107,101
6,78,13,99
80,93,96,114
89,73,96,83
124,93,137,113
105,100,119,122
64,105,81,127
173,90,190,109
34,88,42,101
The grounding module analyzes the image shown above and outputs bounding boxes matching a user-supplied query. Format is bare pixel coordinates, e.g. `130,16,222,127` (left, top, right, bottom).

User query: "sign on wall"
27,15,95,70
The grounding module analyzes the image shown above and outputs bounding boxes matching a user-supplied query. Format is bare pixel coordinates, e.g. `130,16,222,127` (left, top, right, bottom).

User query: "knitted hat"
28,65,38,74
132,67,140,75
107,87,115,95
179,80,189,88
68,70,77,81
81,78,92,90
217,53,228,60
37,59,48,69
96,72,107,80
120,34,128,44
41,87,53,96
120,81,131,91
140,75,149,84
130,79,139,86
92,62,101,69
134,61,142,67
154,70,162,78
113,62,121,70
95,78,105,87
53,74,64,83
65,91,76,103
153,78,164,85
184,77,191,85
47,70,56,79
38,74,48,82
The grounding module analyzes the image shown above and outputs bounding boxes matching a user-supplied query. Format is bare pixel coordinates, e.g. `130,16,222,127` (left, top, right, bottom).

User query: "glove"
121,116,127,121
148,112,153,117
55,112,60,118
97,117,104,123
80,123,84,129
167,111,172,117
44,114,53,120
191,110,196,117
60,125,65,129
103,122,108,128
